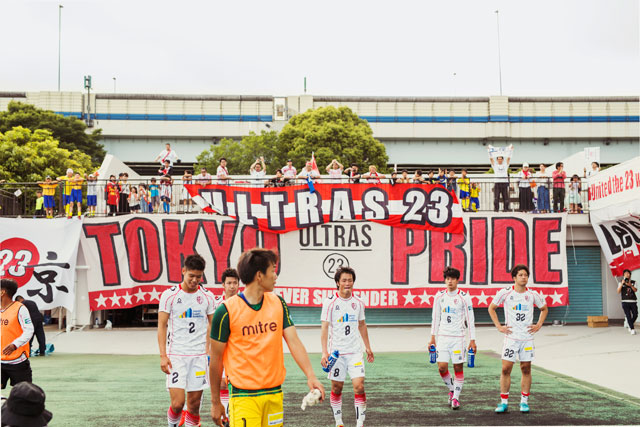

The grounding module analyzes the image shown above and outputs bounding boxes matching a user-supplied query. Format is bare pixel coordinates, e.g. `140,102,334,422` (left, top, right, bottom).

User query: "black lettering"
361,224,372,247
242,325,256,336
599,224,622,254
348,226,359,247
299,229,310,247
334,225,346,247
612,225,633,249
321,224,331,246
269,322,277,331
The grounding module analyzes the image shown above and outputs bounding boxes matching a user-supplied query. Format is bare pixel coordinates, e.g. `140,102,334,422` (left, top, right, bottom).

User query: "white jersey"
159,285,215,356
431,290,476,339
491,286,546,341
321,292,365,355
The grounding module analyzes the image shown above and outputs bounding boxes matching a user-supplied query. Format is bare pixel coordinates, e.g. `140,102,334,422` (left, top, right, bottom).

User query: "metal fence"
0,175,591,218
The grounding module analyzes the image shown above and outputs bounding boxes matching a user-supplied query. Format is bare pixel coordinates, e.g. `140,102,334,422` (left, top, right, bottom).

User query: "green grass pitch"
11,352,640,426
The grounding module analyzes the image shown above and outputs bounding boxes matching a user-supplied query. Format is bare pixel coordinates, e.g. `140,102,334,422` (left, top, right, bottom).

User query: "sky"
1,0,638,97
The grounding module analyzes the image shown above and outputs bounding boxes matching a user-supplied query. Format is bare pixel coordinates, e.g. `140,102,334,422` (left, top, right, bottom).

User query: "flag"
310,152,320,175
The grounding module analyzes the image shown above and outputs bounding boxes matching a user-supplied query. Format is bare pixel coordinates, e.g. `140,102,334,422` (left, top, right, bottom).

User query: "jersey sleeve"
320,297,331,322
278,295,294,329
430,293,441,336
158,289,171,313
210,303,230,343
13,305,34,348
464,293,477,340
205,291,215,316
358,299,366,321
533,291,547,309
491,288,507,307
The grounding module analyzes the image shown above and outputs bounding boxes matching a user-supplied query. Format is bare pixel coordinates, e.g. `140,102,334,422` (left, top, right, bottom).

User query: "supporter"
148,178,160,213
37,176,58,219
154,142,179,166
68,172,85,219
412,170,425,184
105,175,119,216
552,162,567,213
250,157,267,187
158,160,173,178
446,170,457,193
457,169,470,211
56,168,74,218
584,161,600,178
362,165,383,184
390,171,399,186
128,187,140,213
194,167,212,186
397,170,411,184
267,170,287,188
489,150,511,212
345,164,361,183
282,159,297,179
517,163,534,212
34,190,44,218
180,170,194,213
86,172,99,218
326,159,344,181
469,182,481,212
618,269,637,335
535,164,550,213
297,162,321,181
0,381,53,426
437,168,447,187
119,173,131,214
427,170,437,184
160,177,172,214
216,158,230,183
568,174,581,213
139,184,149,214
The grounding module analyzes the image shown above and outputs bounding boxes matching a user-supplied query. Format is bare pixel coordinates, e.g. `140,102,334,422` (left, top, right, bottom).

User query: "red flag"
310,152,320,175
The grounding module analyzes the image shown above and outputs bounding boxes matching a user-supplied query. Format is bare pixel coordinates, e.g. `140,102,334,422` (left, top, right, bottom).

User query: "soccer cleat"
451,398,460,409
495,403,508,413
631,330,637,335
178,411,186,426
520,402,530,413
448,391,454,404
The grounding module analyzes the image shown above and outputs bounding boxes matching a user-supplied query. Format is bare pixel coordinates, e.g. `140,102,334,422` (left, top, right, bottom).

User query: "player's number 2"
515,313,525,321
188,322,195,333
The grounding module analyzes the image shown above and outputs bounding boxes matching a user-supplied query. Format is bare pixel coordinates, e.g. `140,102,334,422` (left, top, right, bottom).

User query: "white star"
148,288,161,302
475,291,489,306
418,291,431,305
134,288,147,302
550,291,564,305
122,292,133,306
109,293,121,307
403,290,416,306
95,293,107,308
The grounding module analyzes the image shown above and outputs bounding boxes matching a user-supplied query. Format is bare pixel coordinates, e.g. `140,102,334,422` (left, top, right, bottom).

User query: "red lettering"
391,227,426,284
163,220,202,284
492,218,529,283
470,218,488,284
533,218,562,283
83,223,122,286
429,228,467,283
123,218,162,283
200,220,238,283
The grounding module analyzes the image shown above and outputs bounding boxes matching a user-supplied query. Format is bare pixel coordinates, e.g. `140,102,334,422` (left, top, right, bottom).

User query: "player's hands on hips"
497,324,511,335
528,323,542,334
307,377,325,401
211,402,228,426
160,355,172,374
469,340,478,354
320,351,329,368
2,344,17,356
365,348,374,363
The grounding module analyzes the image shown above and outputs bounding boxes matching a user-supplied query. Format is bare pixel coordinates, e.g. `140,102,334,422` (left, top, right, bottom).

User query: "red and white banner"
0,218,81,311
588,157,640,276
80,213,568,310
185,183,464,235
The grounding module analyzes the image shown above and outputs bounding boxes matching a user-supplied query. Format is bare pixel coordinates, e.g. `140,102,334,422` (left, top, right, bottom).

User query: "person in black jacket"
618,269,638,335
15,296,46,356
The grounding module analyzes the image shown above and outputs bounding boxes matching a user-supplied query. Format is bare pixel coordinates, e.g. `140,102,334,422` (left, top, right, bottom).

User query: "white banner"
80,213,568,310
487,144,514,160
0,218,82,311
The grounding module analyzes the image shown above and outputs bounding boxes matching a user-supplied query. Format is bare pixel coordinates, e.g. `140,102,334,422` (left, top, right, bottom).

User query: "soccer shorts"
436,336,466,364
501,337,534,363
63,194,72,205
229,385,283,427
71,189,82,203
470,197,480,210
43,195,55,208
459,190,470,199
87,195,97,206
166,354,209,392
327,352,365,382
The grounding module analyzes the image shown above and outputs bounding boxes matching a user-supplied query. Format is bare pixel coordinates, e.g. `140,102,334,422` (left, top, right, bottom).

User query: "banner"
487,144,514,160
0,218,82,311
588,157,640,276
80,213,568,310
185,183,464,235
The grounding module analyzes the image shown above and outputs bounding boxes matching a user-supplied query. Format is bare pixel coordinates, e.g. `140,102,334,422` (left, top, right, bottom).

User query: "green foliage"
0,126,93,182
195,106,389,174
0,101,105,165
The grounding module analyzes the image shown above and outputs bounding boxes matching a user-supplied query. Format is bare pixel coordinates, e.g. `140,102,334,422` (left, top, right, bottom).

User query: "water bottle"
322,350,340,373
467,348,475,368
429,345,437,364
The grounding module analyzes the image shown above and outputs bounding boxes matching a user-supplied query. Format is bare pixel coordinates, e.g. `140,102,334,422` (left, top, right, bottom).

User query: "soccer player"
488,264,548,413
428,267,476,410
321,266,374,427
1,279,34,390
209,248,324,427
158,254,215,427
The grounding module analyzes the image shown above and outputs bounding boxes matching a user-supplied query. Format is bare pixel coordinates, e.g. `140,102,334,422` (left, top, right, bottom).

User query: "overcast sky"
1,0,638,97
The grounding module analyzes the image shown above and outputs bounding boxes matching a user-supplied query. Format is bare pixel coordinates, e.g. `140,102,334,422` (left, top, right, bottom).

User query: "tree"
196,131,281,174
278,106,389,172
0,101,105,165
0,126,93,183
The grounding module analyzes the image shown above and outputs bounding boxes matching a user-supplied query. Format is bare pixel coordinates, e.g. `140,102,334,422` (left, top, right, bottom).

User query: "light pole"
58,4,63,91
495,10,503,96
113,77,116,93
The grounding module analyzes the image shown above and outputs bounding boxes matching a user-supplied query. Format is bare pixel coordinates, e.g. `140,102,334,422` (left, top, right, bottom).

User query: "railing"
0,175,591,218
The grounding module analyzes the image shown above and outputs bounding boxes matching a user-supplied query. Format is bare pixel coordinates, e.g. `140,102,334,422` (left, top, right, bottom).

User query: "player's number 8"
345,325,350,336
447,315,451,323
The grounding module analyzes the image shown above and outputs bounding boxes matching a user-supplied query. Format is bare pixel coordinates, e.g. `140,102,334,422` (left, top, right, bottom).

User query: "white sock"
440,370,454,392
500,393,509,405
167,407,181,427
453,372,464,400
330,392,343,424
521,392,530,404
355,393,366,427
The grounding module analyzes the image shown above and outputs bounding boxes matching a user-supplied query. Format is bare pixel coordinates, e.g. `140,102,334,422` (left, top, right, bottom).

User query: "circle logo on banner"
0,238,40,287
322,253,349,279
